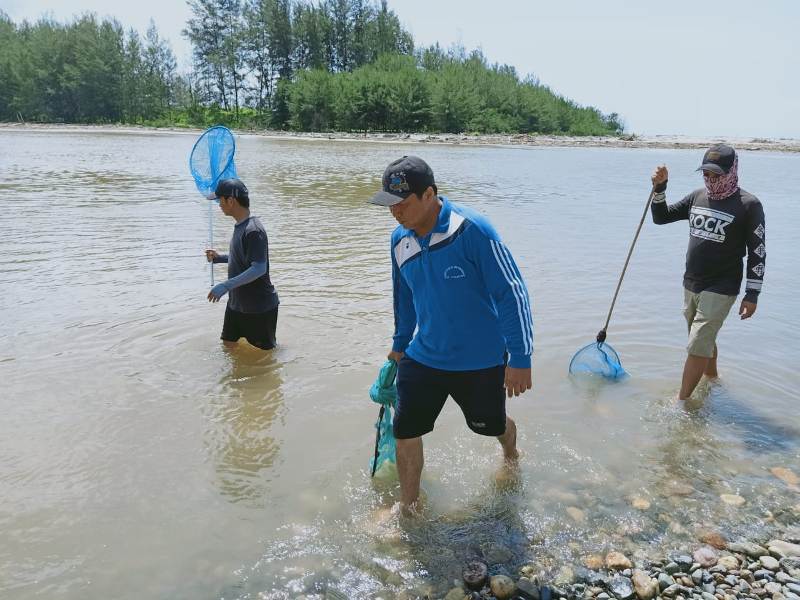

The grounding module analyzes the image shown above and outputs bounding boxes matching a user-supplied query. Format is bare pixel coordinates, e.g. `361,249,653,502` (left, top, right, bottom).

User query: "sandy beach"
3,122,799,153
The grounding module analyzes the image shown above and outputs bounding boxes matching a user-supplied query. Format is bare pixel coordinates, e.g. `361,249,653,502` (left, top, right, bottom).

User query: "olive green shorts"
683,289,737,358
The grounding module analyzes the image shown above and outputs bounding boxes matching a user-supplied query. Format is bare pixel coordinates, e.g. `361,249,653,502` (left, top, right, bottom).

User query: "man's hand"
207,283,228,302
651,165,668,188
388,351,405,363
504,366,532,398
205,249,219,263
739,300,757,319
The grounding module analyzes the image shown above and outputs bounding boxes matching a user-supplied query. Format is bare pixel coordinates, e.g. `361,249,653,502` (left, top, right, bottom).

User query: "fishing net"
369,360,398,479
189,125,238,285
569,340,627,379
568,187,656,380
189,125,238,198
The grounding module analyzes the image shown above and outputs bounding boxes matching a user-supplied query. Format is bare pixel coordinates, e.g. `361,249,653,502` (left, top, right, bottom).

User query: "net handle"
598,185,656,343
370,405,385,478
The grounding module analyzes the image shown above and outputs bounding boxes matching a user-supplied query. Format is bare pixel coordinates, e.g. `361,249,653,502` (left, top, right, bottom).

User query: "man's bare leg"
396,436,424,511
497,417,519,462
679,354,710,400
704,344,719,379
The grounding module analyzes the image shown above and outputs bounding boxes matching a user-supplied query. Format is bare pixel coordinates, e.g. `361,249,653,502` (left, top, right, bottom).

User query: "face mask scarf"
704,156,739,200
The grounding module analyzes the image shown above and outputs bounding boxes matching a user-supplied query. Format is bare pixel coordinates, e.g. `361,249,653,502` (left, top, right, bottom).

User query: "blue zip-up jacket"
391,197,533,371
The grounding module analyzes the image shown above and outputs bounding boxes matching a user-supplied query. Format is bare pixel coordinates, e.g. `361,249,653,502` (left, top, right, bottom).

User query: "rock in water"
720,494,746,507
517,577,540,600
462,560,489,590
760,555,780,571
608,575,636,600
728,541,768,558
770,467,800,486
768,540,800,558
445,588,468,600
632,570,658,600
490,574,516,600
606,552,633,570
658,573,676,591
717,555,740,570
584,554,605,570
567,506,587,522
694,547,719,568
699,531,728,550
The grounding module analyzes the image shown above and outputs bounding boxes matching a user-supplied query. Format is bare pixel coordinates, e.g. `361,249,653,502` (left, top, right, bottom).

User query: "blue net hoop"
569,341,627,380
189,125,238,198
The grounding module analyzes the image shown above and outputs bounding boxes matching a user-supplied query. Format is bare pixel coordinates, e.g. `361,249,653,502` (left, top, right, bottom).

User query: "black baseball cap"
697,144,736,175
214,178,249,200
369,156,436,206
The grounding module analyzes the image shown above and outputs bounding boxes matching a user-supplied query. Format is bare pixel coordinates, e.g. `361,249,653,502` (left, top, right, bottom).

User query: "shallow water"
1,129,799,599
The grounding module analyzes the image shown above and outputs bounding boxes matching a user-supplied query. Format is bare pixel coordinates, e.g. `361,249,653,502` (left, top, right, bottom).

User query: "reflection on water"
1,129,799,599
207,349,285,505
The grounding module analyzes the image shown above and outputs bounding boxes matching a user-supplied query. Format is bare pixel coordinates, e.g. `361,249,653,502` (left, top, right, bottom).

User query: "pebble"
769,541,800,559
718,556,740,571
666,563,681,575
632,569,659,600
606,552,633,571
777,573,800,585
660,574,677,590
567,507,587,523
789,584,800,595
517,577,540,600
729,542,769,558
445,588,468,600
720,494,747,507
695,548,719,568
700,532,729,550
672,556,695,571
608,575,635,600
584,555,605,570
490,575,516,600
762,557,782,571
782,558,800,573
770,467,800,486
765,582,783,594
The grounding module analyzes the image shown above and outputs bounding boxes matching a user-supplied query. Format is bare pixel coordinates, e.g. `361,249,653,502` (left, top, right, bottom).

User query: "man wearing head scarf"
650,144,765,401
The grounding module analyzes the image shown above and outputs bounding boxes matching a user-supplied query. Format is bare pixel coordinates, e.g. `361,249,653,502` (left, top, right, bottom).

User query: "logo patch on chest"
689,206,734,243
444,265,466,280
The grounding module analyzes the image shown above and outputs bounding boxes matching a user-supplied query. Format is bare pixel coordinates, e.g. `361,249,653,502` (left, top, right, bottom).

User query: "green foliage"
0,11,178,123
0,3,624,136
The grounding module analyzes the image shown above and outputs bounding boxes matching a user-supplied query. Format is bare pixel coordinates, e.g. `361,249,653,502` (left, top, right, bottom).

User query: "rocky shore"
438,533,800,600
3,123,799,153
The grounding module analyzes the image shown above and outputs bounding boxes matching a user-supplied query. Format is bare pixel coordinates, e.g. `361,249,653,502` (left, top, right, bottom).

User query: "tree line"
0,1,623,135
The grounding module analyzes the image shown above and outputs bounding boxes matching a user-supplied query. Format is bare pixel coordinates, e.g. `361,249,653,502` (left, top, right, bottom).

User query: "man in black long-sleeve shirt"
650,144,765,400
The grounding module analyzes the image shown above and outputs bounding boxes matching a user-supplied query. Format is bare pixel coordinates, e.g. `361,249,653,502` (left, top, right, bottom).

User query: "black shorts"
393,356,507,439
221,306,278,350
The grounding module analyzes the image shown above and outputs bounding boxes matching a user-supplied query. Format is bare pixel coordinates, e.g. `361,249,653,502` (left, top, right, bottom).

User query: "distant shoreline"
3,122,799,153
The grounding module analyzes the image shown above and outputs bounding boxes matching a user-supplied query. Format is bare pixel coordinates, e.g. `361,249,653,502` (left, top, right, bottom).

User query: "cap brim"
369,191,406,206
696,163,725,175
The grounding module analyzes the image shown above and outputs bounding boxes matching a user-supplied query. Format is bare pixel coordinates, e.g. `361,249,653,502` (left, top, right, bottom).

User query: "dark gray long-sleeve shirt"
651,187,765,303
213,216,279,313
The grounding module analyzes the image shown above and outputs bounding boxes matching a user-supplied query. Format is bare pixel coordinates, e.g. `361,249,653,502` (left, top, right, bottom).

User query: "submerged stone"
462,560,488,590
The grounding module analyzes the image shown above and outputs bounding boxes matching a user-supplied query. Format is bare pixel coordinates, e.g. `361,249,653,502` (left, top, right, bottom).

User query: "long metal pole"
597,187,656,342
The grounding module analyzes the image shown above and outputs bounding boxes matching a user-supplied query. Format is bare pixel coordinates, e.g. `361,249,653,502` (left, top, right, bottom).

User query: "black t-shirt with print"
651,188,765,302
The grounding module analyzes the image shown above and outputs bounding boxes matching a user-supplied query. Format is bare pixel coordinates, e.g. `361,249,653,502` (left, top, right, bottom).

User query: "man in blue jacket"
370,156,534,511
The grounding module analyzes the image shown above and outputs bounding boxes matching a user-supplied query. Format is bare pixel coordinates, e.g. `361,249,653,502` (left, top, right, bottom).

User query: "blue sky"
3,0,798,138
